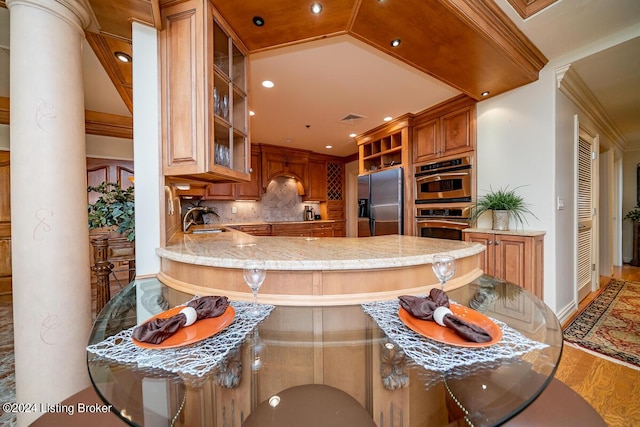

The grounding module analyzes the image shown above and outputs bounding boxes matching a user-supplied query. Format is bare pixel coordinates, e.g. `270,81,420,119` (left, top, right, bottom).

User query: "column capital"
6,0,99,34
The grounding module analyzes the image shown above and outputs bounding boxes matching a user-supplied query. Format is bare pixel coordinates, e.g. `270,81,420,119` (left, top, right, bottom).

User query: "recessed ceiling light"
261,80,275,88
114,52,132,63
390,39,401,47
249,111,255,116
481,91,490,97
349,133,357,138
269,396,281,407
383,116,392,122
252,16,265,26
325,145,333,149
310,3,323,14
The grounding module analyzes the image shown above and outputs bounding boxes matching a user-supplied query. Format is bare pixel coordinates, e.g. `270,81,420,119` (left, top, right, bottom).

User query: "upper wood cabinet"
260,144,310,192
205,146,261,200
304,157,328,202
160,0,249,183
413,95,476,163
356,115,411,175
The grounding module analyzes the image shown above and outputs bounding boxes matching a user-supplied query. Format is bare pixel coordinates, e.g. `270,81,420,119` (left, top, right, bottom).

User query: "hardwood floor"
555,264,640,427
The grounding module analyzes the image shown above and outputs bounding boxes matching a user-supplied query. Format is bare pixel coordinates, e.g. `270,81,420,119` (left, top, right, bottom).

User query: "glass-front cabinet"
161,0,249,183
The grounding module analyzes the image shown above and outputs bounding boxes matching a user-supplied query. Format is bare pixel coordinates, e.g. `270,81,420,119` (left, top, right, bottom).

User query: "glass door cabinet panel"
161,0,249,183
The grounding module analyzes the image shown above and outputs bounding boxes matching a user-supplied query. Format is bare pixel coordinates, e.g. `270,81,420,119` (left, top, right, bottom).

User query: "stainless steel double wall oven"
414,156,473,240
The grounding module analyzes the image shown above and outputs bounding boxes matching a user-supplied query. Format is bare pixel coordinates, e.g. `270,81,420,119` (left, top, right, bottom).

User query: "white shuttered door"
577,135,594,300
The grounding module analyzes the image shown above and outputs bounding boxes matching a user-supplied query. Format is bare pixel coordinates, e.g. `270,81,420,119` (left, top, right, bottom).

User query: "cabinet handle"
488,240,493,245
495,241,500,245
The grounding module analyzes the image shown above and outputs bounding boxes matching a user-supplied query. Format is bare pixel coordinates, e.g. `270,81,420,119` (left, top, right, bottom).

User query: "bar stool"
502,378,606,426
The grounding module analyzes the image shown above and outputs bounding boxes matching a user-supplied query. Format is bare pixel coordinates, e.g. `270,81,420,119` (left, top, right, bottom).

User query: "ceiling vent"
339,113,367,124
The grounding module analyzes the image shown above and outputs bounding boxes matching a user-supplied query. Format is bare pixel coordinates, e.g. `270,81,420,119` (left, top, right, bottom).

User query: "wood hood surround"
43,0,549,121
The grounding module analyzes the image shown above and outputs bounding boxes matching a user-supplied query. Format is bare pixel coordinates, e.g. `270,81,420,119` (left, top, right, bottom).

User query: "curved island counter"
156,227,486,305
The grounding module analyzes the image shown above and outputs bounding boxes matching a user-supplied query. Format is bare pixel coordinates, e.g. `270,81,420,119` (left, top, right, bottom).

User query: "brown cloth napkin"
398,289,492,343
132,296,230,344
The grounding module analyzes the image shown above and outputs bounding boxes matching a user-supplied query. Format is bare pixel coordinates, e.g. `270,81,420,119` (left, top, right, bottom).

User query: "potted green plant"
470,185,537,231
87,182,135,241
624,208,640,223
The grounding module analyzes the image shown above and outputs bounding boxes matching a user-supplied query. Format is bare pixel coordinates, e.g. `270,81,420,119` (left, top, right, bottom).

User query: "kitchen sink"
191,228,228,234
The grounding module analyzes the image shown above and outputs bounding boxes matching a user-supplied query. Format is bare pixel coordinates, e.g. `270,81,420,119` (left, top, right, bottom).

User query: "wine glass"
243,262,267,314
431,254,456,291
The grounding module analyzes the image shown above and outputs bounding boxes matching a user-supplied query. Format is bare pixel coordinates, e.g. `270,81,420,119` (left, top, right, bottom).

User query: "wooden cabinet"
271,222,314,237
270,222,334,237
160,0,249,183
463,229,544,299
260,144,309,192
231,224,271,236
332,220,346,237
304,157,327,202
413,95,476,163
204,147,262,200
356,115,411,175
312,222,334,237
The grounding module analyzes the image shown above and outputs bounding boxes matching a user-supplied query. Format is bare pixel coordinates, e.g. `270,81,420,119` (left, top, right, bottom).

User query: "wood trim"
85,110,133,139
505,0,559,19
0,97,133,138
441,0,548,79
0,96,7,125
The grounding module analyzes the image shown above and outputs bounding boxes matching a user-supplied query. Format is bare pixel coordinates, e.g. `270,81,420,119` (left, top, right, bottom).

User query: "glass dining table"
87,275,562,427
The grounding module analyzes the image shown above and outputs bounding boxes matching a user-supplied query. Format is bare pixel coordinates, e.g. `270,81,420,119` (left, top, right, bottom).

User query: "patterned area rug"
563,279,640,369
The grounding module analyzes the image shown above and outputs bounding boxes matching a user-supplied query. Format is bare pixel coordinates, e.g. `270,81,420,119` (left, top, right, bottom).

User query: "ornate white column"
7,0,96,425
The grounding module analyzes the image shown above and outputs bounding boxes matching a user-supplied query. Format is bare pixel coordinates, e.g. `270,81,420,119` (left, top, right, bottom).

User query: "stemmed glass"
431,254,456,291
243,261,266,314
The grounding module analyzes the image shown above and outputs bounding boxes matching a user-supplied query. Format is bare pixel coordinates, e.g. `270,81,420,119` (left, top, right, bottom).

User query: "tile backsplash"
183,176,320,223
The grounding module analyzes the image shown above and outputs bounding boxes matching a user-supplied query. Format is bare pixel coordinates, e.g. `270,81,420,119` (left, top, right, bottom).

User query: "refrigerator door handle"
370,218,375,237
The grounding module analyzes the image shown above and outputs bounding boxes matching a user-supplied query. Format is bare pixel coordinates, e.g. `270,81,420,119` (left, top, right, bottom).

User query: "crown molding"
556,65,627,153
505,0,559,20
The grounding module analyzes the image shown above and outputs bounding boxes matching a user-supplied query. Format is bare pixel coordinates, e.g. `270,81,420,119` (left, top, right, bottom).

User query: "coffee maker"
304,205,314,221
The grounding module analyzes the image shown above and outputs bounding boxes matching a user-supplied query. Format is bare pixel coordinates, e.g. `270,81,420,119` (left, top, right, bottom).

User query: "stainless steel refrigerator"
357,168,404,237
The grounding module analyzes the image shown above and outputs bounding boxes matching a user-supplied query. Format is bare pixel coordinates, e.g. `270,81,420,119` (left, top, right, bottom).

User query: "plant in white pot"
470,186,537,231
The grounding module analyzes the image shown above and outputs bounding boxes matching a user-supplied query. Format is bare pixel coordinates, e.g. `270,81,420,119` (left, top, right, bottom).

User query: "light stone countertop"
157,227,486,271
463,228,546,237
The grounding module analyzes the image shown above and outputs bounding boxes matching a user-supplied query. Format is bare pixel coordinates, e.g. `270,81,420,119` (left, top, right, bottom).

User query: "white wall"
86,134,133,159
132,22,161,276
476,69,557,310
554,88,578,316
623,150,640,262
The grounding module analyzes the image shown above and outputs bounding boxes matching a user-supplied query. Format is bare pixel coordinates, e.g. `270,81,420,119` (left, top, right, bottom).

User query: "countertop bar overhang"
156,227,486,305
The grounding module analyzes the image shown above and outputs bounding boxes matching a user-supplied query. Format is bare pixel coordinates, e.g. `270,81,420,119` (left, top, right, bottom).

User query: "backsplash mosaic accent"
184,177,320,223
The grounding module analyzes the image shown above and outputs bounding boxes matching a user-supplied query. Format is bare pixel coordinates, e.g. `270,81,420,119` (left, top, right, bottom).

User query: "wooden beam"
0,96,133,139
85,110,133,139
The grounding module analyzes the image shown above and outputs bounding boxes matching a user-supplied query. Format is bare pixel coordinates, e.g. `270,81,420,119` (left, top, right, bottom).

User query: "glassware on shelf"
243,261,267,314
221,94,229,120
214,87,220,116
431,254,456,291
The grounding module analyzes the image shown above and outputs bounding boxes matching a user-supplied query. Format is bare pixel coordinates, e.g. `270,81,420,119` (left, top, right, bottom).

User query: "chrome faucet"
183,206,218,233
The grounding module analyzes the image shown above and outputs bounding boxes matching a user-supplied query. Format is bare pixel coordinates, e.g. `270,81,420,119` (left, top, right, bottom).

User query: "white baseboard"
556,300,578,325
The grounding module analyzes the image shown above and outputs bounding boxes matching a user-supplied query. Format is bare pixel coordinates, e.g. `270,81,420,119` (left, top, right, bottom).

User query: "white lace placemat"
362,299,547,373
87,301,274,378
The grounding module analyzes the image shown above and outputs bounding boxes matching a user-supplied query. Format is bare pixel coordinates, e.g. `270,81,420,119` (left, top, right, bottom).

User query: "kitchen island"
157,226,486,305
